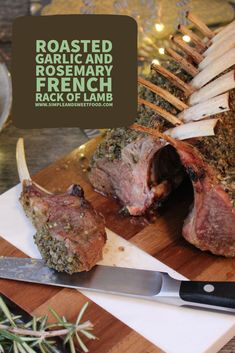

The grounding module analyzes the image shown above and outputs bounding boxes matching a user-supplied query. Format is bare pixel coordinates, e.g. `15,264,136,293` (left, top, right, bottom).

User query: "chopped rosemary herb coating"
91,61,189,163
34,227,82,274
194,90,235,202
20,182,106,274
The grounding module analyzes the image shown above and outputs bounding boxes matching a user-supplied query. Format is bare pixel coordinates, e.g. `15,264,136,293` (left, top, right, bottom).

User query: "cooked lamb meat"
170,138,235,257
90,131,185,216
90,134,166,215
89,62,188,215
89,61,235,257
20,181,106,273
178,92,235,257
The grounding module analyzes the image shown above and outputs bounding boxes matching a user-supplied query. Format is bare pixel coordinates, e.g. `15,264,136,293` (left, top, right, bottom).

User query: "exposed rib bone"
204,32,235,58
209,30,235,57
212,20,235,43
171,36,204,64
16,138,31,182
170,15,234,74
16,138,52,194
178,93,229,122
130,123,174,144
189,70,235,105
131,119,217,141
178,24,207,51
168,16,234,74
165,119,217,139
137,15,235,137
186,12,214,39
165,47,199,77
151,62,195,96
199,36,235,70
190,48,235,89
138,97,182,126
138,76,188,111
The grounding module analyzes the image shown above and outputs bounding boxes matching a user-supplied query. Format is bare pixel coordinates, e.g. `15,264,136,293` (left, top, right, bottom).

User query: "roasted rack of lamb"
17,139,107,274
89,13,235,257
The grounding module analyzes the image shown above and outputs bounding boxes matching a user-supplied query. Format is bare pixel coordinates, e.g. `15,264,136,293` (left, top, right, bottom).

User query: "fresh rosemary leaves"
0,296,96,353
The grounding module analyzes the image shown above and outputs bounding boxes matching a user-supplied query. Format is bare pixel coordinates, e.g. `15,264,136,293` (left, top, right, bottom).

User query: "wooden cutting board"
0,136,234,352
25,135,235,282
0,237,164,353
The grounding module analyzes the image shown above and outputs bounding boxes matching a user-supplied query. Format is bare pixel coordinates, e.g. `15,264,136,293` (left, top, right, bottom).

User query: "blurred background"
38,0,235,76
2,1,234,71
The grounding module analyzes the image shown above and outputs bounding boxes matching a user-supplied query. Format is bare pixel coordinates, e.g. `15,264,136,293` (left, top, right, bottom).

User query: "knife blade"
0,257,234,313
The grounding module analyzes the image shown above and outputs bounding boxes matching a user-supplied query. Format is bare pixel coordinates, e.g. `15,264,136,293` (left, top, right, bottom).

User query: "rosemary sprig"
0,296,96,353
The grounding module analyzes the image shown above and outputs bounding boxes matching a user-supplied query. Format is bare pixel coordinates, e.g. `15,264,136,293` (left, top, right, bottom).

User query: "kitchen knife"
0,257,234,313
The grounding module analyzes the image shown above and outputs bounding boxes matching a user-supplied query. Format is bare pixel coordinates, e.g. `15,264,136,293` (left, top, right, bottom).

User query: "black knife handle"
179,281,235,309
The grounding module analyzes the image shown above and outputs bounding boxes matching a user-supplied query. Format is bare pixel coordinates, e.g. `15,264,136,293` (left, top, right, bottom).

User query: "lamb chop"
89,13,235,257
17,138,106,274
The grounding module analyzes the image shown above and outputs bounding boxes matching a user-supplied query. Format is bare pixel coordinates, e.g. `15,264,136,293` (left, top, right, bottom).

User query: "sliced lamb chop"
20,182,106,273
17,139,106,273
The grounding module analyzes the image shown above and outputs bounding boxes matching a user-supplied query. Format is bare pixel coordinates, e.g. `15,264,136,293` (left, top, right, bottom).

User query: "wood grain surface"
32,136,235,282
0,238,164,353
0,123,88,193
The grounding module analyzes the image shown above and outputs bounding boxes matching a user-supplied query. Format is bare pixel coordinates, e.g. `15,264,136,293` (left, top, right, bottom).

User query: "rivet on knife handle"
179,281,235,309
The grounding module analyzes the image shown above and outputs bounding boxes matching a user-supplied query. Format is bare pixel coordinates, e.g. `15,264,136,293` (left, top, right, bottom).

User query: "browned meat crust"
89,61,235,257
172,140,235,257
20,181,106,273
